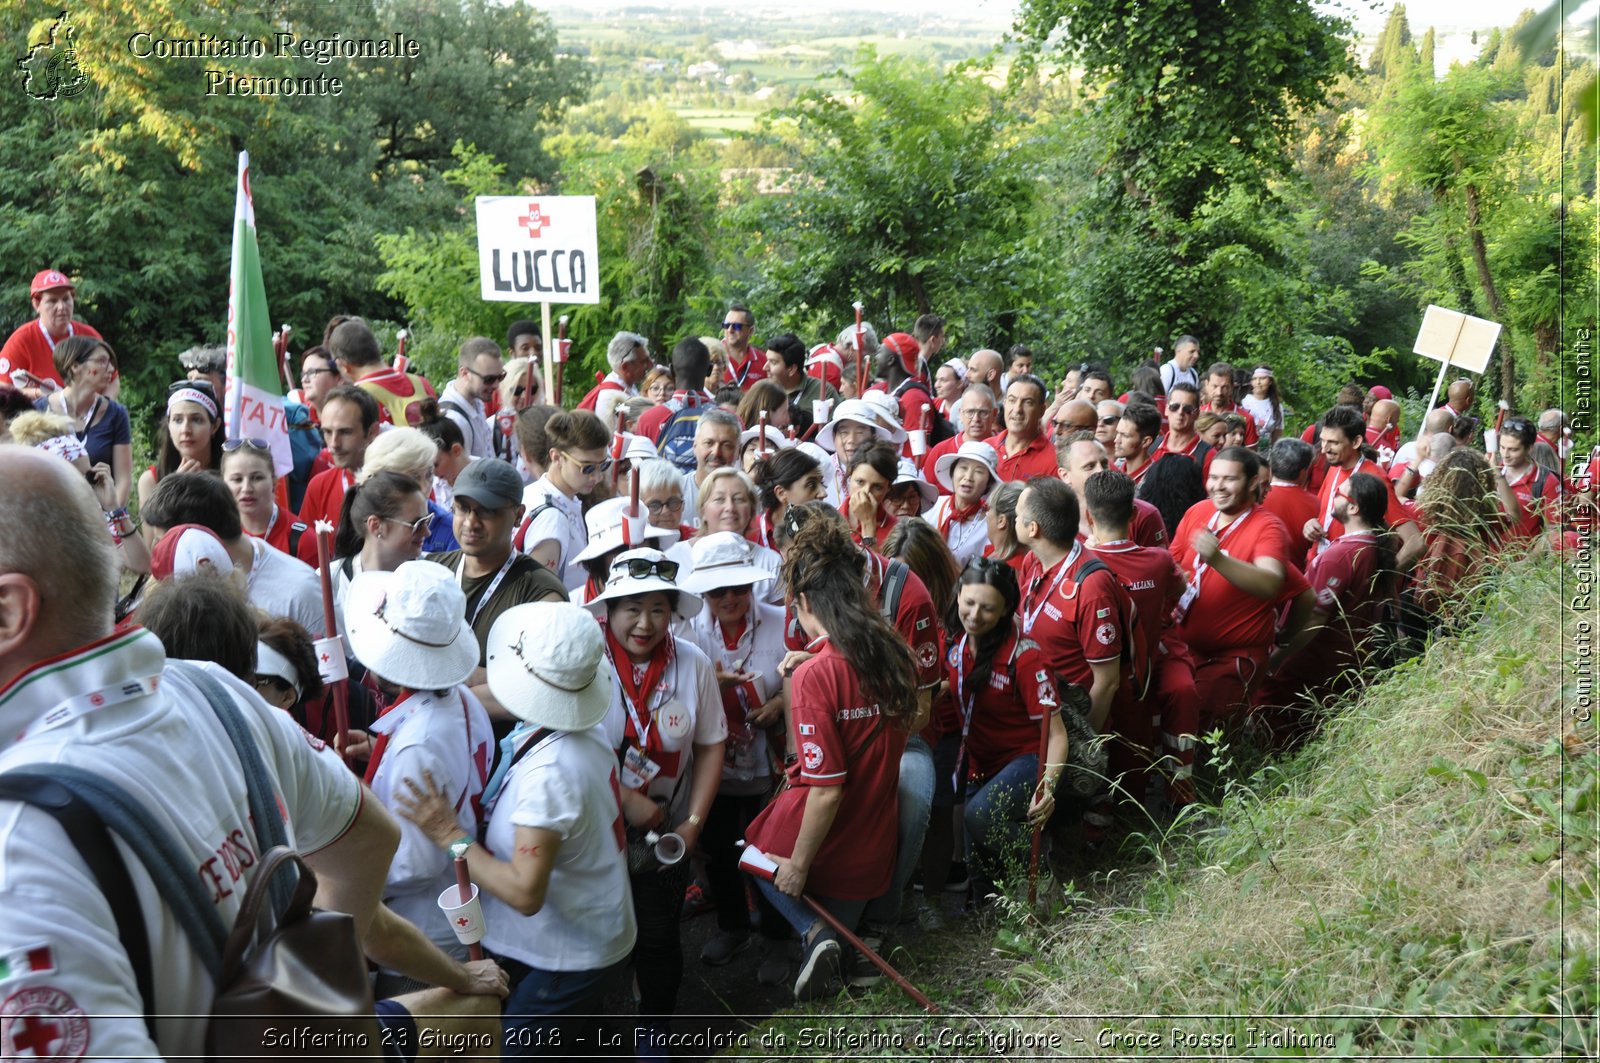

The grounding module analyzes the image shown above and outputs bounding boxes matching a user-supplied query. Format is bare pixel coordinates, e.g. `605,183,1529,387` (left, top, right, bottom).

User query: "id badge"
1173,578,1199,624
621,744,661,790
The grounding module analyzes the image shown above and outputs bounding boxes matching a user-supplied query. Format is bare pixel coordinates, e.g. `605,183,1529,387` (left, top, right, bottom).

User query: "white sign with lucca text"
475,195,599,304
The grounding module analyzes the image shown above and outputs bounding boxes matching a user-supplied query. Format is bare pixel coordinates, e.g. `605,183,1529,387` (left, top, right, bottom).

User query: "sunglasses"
382,513,434,536
222,437,270,453
1054,420,1094,431
645,497,684,515
721,321,748,332
467,369,507,387
1168,403,1198,415
1100,416,1121,426
563,452,614,476
613,557,680,582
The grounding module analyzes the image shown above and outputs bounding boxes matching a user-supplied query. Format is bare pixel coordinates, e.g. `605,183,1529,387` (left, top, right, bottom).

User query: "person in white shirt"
439,337,504,460
396,602,636,1057
344,561,494,989
1159,334,1202,396
520,409,611,592
931,440,999,567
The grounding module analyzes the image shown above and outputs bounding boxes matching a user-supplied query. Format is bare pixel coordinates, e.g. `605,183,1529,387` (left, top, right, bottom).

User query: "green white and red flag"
224,150,291,476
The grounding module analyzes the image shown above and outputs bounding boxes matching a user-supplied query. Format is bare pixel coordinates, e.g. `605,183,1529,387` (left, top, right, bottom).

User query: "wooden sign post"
1410,305,1502,446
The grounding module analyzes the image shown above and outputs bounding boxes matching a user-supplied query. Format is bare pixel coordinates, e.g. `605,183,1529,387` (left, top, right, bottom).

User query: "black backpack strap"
287,520,309,558
0,773,157,1037
879,557,911,622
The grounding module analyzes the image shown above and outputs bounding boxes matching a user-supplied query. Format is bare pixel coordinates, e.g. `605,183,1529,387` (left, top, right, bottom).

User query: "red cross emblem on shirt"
518,203,550,239
10,1015,59,1056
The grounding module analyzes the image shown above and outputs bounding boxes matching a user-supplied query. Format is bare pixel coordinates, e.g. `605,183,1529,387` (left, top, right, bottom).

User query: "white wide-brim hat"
620,433,659,464
934,440,1001,497
345,560,478,690
893,459,939,512
816,398,901,452
583,547,703,620
860,390,908,441
485,602,613,730
738,424,792,456
680,532,773,594
572,496,672,566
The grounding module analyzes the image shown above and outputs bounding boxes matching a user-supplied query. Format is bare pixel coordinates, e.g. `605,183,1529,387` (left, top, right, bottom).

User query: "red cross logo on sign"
518,203,550,239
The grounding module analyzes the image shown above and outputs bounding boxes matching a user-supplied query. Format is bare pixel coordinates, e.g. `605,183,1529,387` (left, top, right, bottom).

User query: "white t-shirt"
928,496,992,568
480,726,636,971
520,476,587,593
1241,394,1281,434
365,686,493,960
440,380,492,460
599,637,727,821
0,629,363,1060
686,601,786,794
1160,359,1199,395
246,536,328,637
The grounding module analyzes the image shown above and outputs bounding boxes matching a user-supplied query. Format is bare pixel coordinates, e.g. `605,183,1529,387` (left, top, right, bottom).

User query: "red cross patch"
801,742,824,771
2,986,88,1061
518,203,550,239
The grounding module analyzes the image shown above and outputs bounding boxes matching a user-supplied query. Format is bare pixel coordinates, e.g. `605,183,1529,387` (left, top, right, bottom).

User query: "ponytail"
334,470,423,559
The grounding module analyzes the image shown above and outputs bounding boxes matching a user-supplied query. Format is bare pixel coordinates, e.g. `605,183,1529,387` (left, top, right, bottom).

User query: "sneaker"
845,947,885,988
793,932,841,1002
680,881,712,919
698,929,751,967
916,902,946,932
944,861,970,893
757,943,793,987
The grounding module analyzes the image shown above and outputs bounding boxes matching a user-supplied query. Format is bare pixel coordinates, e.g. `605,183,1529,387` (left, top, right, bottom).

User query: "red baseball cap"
30,269,74,297
1367,385,1393,401
882,332,920,375
150,524,234,583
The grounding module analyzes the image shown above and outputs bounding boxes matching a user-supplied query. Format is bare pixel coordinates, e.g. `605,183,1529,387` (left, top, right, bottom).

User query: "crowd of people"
1,271,1591,1060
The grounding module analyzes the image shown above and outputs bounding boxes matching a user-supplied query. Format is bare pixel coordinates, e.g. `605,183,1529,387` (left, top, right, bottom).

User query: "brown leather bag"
207,847,380,1060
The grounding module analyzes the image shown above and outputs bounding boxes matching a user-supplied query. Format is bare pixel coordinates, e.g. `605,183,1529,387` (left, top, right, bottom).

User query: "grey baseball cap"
451,458,523,510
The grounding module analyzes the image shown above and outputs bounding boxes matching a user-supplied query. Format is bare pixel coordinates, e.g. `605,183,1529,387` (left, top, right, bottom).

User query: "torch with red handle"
311,520,353,766
853,301,866,398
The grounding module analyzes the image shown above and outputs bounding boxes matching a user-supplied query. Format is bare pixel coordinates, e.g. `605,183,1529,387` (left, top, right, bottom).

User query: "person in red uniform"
1113,403,1161,487
296,385,381,565
1014,476,1127,733
1168,447,1288,727
1,269,103,397
719,304,768,390
1155,382,1215,476
1198,362,1258,447
743,518,917,1001
877,332,940,459
1491,417,1561,547
1056,434,1168,549
986,375,1059,484
1261,438,1321,570
942,556,1065,899
1305,405,1421,568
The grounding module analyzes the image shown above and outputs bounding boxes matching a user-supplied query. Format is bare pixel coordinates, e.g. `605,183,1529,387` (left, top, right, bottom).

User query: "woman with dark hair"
843,440,901,552
0,384,35,441
137,380,225,509
253,614,379,761
1138,453,1206,539
751,447,824,549
329,471,430,629
134,569,258,679
981,480,1029,579
941,557,1066,901
736,379,790,434
743,517,918,1001
39,335,132,505
1124,365,1164,408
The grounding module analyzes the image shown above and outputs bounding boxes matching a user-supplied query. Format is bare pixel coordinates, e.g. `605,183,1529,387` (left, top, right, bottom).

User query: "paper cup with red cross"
437,883,486,945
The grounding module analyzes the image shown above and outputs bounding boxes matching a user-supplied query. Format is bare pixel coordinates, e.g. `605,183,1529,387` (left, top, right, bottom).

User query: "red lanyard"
605,626,673,752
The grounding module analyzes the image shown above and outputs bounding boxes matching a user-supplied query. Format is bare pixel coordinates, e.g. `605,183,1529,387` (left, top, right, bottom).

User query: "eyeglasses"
466,368,507,387
562,452,613,476
222,438,271,453
961,408,995,420
721,321,748,332
613,557,680,582
382,513,434,537
1168,403,1198,415
301,367,337,380
1099,416,1121,426
644,497,685,516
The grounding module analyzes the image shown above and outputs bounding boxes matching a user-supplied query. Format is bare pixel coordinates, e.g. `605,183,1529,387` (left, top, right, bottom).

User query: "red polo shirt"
984,430,1058,484
1502,464,1560,542
295,466,355,566
1315,457,1410,543
941,629,1059,780
1019,547,1126,691
1170,502,1289,660
1262,481,1321,570
0,319,103,389
1088,538,1184,657
725,346,769,390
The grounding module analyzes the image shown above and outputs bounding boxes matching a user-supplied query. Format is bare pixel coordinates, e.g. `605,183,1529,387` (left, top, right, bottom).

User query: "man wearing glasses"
519,409,612,592
439,337,505,460
1154,382,1215,476
578,331,651,423
720,304,767,391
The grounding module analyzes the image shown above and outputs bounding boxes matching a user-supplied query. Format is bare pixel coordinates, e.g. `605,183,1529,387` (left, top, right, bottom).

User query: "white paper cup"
438,882,486,945
1484,429,1498,454
313,636,349,682
621,510,648,547
647,831,686,866
908,428,928,457
814,399,833,425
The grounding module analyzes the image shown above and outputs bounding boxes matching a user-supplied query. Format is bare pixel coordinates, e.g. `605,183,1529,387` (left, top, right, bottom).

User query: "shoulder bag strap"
0,773,158,1038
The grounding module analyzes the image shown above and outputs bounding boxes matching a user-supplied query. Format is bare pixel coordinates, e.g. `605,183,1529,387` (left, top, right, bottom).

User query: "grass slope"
746,560,1596,1059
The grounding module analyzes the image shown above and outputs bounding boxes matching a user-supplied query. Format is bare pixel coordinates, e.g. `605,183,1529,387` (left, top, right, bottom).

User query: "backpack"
357,372,437,427
512,501,558,554
283,400,323,511
892,379,955,447
1073,554,1153,702
656,402,708,472
878,556,911,622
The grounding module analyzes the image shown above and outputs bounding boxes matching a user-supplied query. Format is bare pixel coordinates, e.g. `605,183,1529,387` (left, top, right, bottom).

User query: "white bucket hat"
345,560,478,689
934,440,1001,497
572,496,671,567
860,390,908,441
583,547,703,620
816,399,902,452
680,532,773,594
738,424,792,456
620,433,658,464
485,602,613,730
941,357,968,381
892,458,939,512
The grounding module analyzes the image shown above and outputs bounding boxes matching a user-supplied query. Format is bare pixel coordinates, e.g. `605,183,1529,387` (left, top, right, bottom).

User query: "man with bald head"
955,349,1003,420
1051,398,1097,446
1365,398,1402,466
0,445,417,1059
1445,378,1476,419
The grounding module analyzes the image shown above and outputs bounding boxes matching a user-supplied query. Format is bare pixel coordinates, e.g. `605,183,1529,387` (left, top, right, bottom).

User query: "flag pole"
554,314,569,407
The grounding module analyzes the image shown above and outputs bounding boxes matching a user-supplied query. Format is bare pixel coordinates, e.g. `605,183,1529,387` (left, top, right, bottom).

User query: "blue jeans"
963,754,1040,888
862,734,934,928
493,954,627,1060
754,879,867,944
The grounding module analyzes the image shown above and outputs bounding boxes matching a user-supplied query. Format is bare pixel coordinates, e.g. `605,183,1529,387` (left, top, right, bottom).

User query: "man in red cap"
0,269,104,398
877,331,944,457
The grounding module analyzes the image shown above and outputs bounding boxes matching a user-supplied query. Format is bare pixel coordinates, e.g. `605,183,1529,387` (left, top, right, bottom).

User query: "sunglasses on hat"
613,557,680,582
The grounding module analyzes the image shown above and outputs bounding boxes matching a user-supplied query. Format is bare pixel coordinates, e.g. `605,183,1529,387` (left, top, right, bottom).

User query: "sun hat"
583,547,703,620
485,601,613,730
941,357,968,381
890,460,939,513
882,332,920,375
815,398,901,452
571,496,672,566
679,532,773,594
621,433,659,464
255,640,303,700
796,441,831,467
738,424,791,456
860,389,906,434
933,439,1001,497
453,457,524,510
151,524,235,582
344,560,478,689
30,269,73,297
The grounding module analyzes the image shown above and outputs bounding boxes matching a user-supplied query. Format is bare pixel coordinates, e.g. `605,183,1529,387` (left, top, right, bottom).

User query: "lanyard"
952,634,977,740
1191,506,1254,582
15,673,162,744
456,551,517,627
1022,544,1081,636
37,319,74,354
